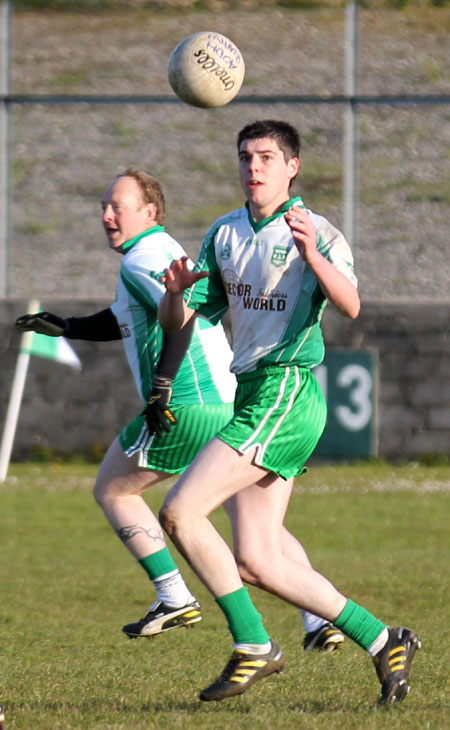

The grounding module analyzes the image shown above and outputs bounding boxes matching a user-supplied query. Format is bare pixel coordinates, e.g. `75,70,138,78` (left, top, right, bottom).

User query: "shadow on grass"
288,699,381,714
8,696,385,715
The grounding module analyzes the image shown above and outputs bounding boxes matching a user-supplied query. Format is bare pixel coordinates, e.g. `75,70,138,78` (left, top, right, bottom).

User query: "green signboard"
313,349,378,459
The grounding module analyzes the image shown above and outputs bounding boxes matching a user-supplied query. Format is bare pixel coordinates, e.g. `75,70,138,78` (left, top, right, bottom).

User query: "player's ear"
287,156,300,181
146,202,158,223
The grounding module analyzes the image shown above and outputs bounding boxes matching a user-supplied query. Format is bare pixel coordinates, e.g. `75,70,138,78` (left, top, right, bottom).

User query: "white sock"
300,609,326,634
234,641,272,654
367,627,389,657
153,569,195,608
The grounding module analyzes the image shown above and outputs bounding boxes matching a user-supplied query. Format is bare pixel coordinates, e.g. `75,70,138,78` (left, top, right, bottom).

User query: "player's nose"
247,155,260,174
102,204,113,223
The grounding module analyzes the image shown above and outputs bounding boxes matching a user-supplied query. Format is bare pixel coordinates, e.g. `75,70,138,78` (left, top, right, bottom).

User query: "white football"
168,31,245,108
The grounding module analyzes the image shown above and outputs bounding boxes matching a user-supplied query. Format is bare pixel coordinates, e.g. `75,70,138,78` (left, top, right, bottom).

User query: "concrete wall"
321,299,450,459
1,299,449,461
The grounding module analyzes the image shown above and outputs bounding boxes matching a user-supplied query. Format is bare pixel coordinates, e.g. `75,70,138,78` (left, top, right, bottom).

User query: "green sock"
138,547,178,581
334,598,386,650
216,587,270,645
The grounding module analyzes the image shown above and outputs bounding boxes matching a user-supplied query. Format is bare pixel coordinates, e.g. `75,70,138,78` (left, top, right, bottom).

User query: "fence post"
343,0,359,262
0,0,11,297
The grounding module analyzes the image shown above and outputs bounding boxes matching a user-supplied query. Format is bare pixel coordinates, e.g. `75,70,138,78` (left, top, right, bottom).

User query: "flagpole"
0,299,39,482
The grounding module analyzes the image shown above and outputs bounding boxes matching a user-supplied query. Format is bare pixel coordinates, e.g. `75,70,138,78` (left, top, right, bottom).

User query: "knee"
92,475,114,509
236,560,259,586
235,551,269,588
159,501,181,538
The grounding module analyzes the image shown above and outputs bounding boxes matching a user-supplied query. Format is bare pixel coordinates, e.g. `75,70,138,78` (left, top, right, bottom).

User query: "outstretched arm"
15,308,121,340
285,207,360,320
158,256,208,331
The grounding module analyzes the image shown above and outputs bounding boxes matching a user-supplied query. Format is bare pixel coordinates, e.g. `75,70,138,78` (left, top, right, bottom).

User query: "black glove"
15,311,68,337
142,376,177,438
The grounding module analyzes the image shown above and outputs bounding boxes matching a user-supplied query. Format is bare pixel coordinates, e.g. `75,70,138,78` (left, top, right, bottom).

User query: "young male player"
16,167,335,650
158,121,421,703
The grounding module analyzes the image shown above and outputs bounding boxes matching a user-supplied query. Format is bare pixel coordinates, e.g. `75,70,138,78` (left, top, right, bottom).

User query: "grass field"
1,462,449,729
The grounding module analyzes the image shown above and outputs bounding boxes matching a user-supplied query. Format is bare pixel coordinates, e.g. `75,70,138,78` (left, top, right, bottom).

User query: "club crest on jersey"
219,243,231,260
271,246,289,267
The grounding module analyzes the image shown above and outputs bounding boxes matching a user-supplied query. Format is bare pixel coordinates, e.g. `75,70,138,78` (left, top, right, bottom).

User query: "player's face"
101,176,155,250
238,137,299,222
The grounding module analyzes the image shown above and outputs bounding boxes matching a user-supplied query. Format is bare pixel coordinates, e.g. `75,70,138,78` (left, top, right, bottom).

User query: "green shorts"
216,366,327,480
119,402,234,473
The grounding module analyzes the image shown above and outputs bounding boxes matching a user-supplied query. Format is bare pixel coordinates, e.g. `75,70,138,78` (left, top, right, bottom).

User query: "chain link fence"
1,3,449,301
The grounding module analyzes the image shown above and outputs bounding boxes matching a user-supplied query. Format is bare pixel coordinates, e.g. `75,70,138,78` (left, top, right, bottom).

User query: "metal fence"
1,2,449,300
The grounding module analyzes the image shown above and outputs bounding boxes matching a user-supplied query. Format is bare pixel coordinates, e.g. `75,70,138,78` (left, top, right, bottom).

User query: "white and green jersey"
110,226,236,405
184,196,357,375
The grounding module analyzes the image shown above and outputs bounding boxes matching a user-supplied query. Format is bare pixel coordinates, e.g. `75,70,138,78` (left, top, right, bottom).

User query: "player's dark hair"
119,167,166,225
237,120,301,162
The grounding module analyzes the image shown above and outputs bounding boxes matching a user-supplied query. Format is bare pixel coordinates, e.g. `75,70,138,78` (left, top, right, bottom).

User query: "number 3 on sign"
335,364,373,431
315,363,373,432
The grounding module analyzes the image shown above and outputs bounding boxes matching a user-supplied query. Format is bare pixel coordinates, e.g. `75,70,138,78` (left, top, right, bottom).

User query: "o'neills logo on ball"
168,31,245,108
193,49,236,91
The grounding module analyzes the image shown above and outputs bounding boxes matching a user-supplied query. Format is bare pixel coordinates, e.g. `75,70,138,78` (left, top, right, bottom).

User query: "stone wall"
1,299,449,461
321,300,450,459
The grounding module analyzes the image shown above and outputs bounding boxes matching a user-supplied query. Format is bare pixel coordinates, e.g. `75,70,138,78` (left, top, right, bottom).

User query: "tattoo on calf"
116,523,165,544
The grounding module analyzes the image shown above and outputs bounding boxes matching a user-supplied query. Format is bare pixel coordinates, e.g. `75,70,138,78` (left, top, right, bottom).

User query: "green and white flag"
0,300,82,482
21,332,81,371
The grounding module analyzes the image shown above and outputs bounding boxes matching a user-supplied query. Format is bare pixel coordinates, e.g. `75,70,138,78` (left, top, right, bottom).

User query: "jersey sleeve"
118,255,166,313
184,223,229,325
313,213,358,288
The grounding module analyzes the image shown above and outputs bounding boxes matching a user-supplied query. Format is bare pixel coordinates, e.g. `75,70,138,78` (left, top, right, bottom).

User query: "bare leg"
225,475,346,619
161,438,403,705
93,437,199,625
93,437,168,559
160,437,346,620
226,485,329,635
280,524,313,567
224,478,314,575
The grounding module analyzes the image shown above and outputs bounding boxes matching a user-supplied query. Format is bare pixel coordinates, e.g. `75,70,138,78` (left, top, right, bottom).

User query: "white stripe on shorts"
259,366,301,463
239,366,301,464
124,423,154,467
